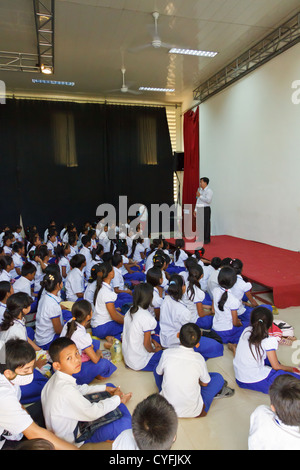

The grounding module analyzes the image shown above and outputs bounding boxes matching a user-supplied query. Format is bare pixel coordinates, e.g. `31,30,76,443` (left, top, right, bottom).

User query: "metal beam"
33,0,55,73
193,12,300,103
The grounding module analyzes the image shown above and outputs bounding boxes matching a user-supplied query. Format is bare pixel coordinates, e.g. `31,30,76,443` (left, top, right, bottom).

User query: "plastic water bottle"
111,339,123,364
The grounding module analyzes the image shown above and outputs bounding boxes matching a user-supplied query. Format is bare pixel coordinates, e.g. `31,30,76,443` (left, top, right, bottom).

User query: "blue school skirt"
20,368,48,404
166,263,185,274
141,349,163,372
92,321,123,341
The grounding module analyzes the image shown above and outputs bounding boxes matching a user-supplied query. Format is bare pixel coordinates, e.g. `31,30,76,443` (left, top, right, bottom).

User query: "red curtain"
182,107,199,236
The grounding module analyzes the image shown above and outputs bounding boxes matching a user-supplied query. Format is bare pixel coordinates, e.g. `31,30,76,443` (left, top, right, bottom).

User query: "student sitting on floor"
13,262,38,312
0,256,14,283
167,239,188,274
11,241,25,280
65,254,86,302
91,262,124,342
60,300,117,385
0,281,14,323
111,253,133,309
122,283,162,372
112,393,178,450
0,338,77,450
154,323,234,418
41,337,132,446
159,274,223,360
233,306,300,394
248,374,300,450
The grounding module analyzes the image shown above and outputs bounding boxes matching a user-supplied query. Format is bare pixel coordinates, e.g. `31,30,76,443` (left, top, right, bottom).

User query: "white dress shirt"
196,186,213,208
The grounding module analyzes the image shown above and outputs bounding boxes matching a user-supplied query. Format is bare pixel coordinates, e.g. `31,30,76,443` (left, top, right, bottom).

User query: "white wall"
199,42,300,252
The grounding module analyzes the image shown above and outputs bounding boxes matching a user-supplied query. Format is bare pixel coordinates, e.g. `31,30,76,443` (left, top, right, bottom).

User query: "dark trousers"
204,206,211,243
196,206,211,243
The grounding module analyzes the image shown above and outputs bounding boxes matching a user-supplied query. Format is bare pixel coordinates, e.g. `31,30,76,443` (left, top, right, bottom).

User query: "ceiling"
1,0,300,106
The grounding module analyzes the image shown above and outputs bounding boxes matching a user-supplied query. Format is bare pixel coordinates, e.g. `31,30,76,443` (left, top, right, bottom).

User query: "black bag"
74,391,123,443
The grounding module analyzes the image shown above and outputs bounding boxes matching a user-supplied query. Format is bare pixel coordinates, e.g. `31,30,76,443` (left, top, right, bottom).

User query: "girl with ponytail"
160,274,223,360
122,283,163,372
91,262,124,343
233,306,300,394
211,266,245,347
166,239,188,274
34,271,65,350
60,299,117,385
182,264,214,330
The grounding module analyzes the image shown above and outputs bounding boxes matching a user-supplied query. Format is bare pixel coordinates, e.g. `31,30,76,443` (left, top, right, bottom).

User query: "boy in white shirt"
13,262,37,301
113,393,178,450
154,323,234,418
0,338,76,450
41,337,132,446
249,374,300,450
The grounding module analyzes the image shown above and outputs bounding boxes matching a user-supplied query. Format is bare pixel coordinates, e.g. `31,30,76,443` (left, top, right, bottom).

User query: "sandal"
214,382,235,399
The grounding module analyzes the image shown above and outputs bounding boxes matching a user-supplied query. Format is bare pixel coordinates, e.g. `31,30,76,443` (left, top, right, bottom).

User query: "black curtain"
0,99,173,233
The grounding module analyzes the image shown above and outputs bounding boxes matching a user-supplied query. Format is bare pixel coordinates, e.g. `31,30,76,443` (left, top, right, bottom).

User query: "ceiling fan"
129,11,176,53
105,67,142,95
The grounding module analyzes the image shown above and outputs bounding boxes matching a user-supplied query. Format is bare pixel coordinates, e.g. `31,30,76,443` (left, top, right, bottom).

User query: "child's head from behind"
132,393,178,450
130,282,153,315
168,274,185,300
179,323,201,349
146,267,163,287
269,374,300,426
49,337,81,375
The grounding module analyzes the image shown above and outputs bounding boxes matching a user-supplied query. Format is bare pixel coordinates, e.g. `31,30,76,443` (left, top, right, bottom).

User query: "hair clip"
48,274,55,281
258,318,264,323
169,280,176,285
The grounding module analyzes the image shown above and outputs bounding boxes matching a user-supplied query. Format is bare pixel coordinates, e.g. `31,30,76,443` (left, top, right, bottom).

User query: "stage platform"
167,235,300,309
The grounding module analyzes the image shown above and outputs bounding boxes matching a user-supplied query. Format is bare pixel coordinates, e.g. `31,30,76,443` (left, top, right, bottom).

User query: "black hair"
0,256,13,272
230,258,243,275
93,262,113,304
152,252,165,269
48,337,76,363
174,239,185,262
68,232,78,246
200,177,209,185
47,228,57,239
0,281,12,301
91,244,103,260
184,256,198,271
131,237,144,259
21,261,37,277
217,266,237,311
148,238,162,255
211,257,222,270
248,306,273,361
194,247,205,261
187,264,203,301
179,323,201,348
101,252,113,263
269,375,300,426
132,393,178,450
146,267,163,287
221,257,233,267
81,234,91,247
55,243,70,260
65,299,92,339
35,244,49,261
3,338,36,372
129,283,153,316
0,292,33,332
12,241,24,254
167,274,184,301
40,271,62,293
70,253,86,269
112,253,123,267
87,263,102,283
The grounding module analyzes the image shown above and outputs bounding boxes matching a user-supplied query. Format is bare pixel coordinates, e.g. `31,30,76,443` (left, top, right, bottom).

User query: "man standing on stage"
194,177,213,244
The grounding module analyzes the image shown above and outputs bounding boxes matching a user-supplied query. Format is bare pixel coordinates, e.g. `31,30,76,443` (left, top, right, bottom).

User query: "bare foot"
103,341,113,349
228,343,237,356
105,336,115,344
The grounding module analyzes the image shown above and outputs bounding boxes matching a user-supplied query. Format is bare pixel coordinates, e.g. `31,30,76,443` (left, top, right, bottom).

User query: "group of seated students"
0,219,300,451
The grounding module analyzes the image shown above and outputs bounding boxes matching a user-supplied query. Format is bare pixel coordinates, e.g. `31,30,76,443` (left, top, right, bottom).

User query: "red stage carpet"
167,235,300,309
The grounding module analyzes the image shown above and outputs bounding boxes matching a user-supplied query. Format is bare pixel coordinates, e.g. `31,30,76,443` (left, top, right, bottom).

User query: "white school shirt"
13,276,33,299
0,318,27,343
207,268,221,299
112,429,139,450
200,264,214,292
212,286,240,331
145,249,157,272
67,244,78,260
35,292,63,346
79,246,92,265
11,252,24,279
60,321,93,355
132,243,145,263
0,374,33,449
0,270,11,283
233,326,279,383
41,370,120,447
248,405,300,450
0,302,6,323
230,275,252,315
148,287,163,318
174,249,188,267
34,263,48,293
58,256,71,278
46,240,56,255
13,231,23,242
111,267,125,290
156,346,211,418
122,307,157,371
85,256,102,280
84,280,97,307
65,268,85,302
182,282,206,323
3,246,12,255
120,256,129,276
91,282,118,327
159,295,192,348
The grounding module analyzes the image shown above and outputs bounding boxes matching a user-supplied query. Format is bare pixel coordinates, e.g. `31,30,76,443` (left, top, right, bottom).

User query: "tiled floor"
81,297,300,450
